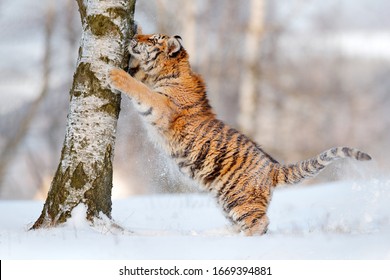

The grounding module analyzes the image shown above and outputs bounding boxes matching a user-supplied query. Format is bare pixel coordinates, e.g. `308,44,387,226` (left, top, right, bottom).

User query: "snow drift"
1,176,389,259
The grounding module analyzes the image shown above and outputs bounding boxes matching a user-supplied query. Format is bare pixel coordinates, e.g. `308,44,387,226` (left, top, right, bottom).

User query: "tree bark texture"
32,0,136,229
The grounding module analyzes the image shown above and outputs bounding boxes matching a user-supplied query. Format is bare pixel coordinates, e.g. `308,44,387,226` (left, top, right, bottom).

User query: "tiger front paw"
109,68,132,92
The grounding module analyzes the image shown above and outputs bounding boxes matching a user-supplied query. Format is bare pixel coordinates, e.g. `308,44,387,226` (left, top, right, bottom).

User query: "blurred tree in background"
0,0,389,199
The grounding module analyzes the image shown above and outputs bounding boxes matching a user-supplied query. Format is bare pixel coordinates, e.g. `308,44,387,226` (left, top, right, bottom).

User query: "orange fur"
110,33,371,235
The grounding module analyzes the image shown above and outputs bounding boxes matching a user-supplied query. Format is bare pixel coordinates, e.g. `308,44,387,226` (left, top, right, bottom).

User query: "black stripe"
148,48,161,61
236,209,260,222
164,81,181,87
203,163,222,185
215,128,237,166
128,65,140,76
302,160,310,173
242,149,264,174
330,147,338,156
171,151,180,158
141,75,148,83
156,91,169,98
181,95,208,110
190,140,211,178
342,147,352,157
139,107,153,116
250,217,260,226
209,127,234,168
156,91,181,107
225,195,246,212
154,71,180,83
291,165,301,182
183,120,220,157
200,119,221,138
178,159,191,170
173,110,211,135
213,145,256,188
313,159,325,169
217,131,241,174
283,166,291,182
217,135,251,197
240,155,270,190
189,121,225,180
182,119,212,157
144,61,154,71
320,152,332,162
223,149,261,199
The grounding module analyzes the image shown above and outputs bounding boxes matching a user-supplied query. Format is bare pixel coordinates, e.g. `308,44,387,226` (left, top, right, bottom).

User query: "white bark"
60,0,126,210
32,0,135,228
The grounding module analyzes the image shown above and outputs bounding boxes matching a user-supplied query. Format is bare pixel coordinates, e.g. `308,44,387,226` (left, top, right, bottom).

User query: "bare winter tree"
238,0,265,137
32,0,136,229
0,4,54,189
182,1,197,65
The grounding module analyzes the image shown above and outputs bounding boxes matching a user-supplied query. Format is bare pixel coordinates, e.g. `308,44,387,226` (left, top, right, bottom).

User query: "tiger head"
128,34,186,74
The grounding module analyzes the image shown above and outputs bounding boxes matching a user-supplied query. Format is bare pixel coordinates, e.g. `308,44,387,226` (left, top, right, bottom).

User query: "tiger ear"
167,35,182,57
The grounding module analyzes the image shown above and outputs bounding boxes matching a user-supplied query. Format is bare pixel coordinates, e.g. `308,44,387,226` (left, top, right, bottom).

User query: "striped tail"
275,147,371,186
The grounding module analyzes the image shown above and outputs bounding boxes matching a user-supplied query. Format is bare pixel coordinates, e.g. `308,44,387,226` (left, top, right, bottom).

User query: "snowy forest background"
1,0,389,200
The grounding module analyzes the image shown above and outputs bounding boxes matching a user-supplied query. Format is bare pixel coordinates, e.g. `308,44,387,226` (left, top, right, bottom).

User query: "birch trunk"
32,0,136,229
238,0,265,137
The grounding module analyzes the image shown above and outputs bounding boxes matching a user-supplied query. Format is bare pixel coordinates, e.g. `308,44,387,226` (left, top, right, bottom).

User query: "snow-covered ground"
1,178,389,259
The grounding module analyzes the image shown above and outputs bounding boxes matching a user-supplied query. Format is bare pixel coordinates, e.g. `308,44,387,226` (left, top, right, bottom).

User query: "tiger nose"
130,39,137,48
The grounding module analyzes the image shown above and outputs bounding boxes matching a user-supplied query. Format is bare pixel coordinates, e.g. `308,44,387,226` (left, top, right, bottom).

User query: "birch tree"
238,0,265,137
32,0,136,229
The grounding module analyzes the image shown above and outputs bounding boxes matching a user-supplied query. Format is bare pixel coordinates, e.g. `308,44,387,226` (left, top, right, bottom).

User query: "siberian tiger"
109,33,371,235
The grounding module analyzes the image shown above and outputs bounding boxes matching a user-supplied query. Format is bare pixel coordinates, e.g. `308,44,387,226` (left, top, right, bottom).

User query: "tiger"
109,32,372,236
